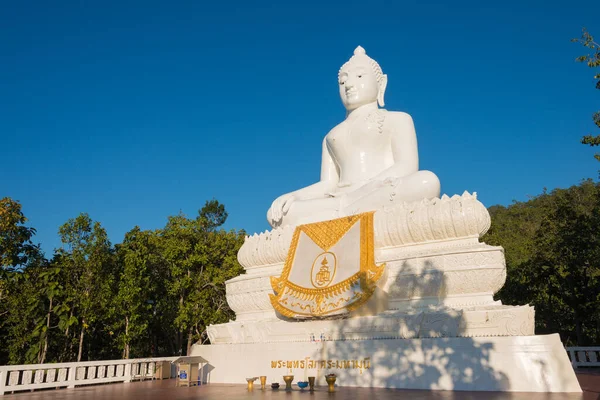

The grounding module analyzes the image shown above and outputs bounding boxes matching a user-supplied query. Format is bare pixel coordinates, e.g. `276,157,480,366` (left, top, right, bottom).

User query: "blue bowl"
297,381,309,389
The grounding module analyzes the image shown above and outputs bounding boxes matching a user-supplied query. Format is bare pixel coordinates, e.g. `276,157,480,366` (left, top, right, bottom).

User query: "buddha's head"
338,46,388,111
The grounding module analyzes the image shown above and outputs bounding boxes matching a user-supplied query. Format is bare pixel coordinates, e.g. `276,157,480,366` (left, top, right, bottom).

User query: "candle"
304,357,308,381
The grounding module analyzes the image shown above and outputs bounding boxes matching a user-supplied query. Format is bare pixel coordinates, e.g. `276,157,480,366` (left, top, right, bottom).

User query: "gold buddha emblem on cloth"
311,252,336,287
269,211,385,318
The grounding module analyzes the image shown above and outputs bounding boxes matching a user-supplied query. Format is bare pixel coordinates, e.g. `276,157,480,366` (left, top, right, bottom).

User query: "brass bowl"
325,375,336,392
283,375,294,390
246,377,257,390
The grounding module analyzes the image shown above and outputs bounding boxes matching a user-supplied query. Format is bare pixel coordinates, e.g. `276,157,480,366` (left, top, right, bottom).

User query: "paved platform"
1,373,599,400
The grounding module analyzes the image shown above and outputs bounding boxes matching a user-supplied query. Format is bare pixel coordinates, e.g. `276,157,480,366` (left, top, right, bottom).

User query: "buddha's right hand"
269,193,296,224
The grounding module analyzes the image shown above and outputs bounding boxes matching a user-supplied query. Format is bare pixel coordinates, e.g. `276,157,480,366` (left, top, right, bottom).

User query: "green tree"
572,28,600,161
57,214,114,361
161,199,244,355
485,198,545,306
161,212,198,355
186,229,244,348
531,180,600,344
3,267,45,364
113,227,157,358
0,198,245,364
33,264,65,364
0,197,40,271
0,198,45,364
484,180,600,345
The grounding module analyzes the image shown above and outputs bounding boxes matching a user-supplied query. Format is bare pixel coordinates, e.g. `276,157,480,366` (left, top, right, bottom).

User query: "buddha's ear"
378,74,388,107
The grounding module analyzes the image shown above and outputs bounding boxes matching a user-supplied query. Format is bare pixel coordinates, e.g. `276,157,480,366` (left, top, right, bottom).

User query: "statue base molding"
190,333,581,392
225,240,508,324
206,305,534,344
228,193,505,322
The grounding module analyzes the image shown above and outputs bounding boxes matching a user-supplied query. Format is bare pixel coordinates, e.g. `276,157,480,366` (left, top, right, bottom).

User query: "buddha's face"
338,63,379,111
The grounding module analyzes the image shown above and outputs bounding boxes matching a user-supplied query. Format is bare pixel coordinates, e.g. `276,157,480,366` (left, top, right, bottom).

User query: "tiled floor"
2,373,599,400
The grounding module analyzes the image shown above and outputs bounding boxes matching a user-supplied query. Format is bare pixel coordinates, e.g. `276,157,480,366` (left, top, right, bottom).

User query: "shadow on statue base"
190,334,580,393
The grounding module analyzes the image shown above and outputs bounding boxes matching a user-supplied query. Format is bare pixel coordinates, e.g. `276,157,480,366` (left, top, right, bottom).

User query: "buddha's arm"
374,112,419,180
267,140,339,226
320,138,339,183
268,139,338,224
292,138,339,200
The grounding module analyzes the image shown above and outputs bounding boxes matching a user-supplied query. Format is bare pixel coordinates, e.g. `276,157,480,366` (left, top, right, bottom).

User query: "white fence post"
67,365,76,389
124,361,132,383
0,370,6,396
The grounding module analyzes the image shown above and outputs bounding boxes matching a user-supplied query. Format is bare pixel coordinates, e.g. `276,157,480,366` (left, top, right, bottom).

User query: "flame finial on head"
354,45,366,55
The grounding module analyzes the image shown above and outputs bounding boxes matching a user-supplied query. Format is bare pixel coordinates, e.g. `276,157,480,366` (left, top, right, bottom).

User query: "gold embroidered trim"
300,214,362,250
284,274,359,300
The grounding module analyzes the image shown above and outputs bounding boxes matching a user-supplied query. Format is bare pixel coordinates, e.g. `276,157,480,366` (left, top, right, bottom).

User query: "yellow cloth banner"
269,211,385,318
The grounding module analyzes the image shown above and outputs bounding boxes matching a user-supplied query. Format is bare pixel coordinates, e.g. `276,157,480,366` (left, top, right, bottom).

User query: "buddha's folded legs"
339,170,440,216
273,171,440,228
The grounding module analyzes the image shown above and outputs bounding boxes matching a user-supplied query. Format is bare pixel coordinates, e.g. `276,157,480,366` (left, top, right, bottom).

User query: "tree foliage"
0,199,244,364
572,28,600,161
57,214,115,362
484,179,600,345
0,198,44,363
0,197,40,271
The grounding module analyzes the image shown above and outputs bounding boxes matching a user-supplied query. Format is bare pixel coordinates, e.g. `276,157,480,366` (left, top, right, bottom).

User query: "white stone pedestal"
190,334,581,392
199,194,580,393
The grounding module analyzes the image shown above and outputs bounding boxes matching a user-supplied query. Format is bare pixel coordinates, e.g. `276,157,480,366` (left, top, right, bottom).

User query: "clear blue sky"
1,0,599,256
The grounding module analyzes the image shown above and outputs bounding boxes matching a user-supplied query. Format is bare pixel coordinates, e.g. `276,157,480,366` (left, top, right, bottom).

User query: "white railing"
566,347,600,368
0,356,177,395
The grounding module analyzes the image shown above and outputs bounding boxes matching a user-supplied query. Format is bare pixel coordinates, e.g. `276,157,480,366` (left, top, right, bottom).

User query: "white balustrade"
47,368,56,383
566,346,600,368
33,370,44,384
58,368,68,382
21,371,32,385
0,356,177,395
130,361,156,381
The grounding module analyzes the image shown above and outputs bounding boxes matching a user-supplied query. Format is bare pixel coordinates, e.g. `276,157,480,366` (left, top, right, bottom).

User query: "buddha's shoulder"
380,110,414,123
363,109,414,131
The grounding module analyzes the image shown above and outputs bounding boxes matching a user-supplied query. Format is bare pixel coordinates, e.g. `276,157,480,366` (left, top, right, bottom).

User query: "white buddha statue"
267,46,440,228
